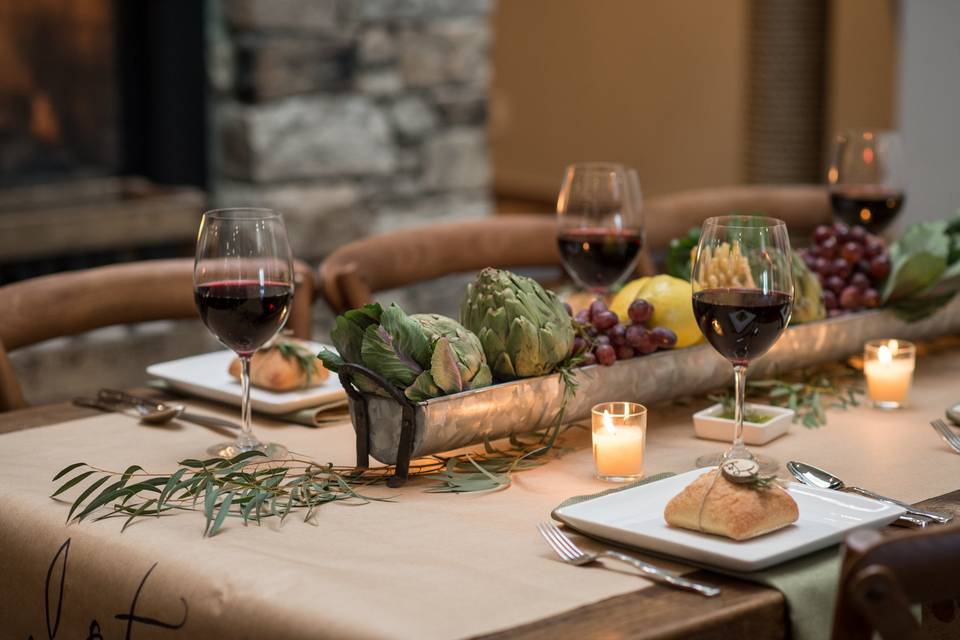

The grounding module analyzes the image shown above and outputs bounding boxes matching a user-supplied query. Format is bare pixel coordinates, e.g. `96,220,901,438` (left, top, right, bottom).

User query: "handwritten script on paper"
26,539,188,639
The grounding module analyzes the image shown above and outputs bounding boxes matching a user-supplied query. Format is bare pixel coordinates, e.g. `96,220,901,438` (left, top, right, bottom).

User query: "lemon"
610,275,703,348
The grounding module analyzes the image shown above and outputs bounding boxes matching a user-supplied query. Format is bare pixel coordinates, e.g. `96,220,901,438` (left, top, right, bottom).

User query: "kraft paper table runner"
1,349,958,638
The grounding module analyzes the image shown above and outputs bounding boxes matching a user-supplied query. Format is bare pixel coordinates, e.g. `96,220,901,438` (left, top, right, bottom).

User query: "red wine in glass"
692,289,792,366
557,228,643,292
830,187,904,234
195,280,292,355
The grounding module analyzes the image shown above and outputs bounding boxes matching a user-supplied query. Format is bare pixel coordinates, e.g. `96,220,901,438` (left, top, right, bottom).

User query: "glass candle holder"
591,402,647,482
863,339,916,409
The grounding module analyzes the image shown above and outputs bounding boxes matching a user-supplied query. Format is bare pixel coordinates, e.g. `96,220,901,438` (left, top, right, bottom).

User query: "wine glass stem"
237,355,258,450
728,364,751,461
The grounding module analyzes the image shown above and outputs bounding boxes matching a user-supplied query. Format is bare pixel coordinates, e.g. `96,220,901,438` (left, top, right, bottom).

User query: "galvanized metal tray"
346,297,960,470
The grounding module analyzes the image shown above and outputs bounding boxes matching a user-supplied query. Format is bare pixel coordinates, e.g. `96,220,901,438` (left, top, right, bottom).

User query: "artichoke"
460,268,575,379
318,303,491,402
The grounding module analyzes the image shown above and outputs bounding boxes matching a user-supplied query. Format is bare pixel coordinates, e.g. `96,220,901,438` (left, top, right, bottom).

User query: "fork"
537,522,721,597
931,419,960,454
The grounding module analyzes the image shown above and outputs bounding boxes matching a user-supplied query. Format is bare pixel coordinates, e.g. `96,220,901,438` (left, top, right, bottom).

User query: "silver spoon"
947,402,960,426
74,397,239,431
786,461,952,523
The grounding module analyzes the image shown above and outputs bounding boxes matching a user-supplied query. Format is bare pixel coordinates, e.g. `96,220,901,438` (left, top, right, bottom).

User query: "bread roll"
663,469,798,541
229,342,328,392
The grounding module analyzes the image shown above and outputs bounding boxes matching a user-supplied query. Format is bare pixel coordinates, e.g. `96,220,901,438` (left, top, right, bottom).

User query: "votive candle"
591,402,646,482
863,339,916,409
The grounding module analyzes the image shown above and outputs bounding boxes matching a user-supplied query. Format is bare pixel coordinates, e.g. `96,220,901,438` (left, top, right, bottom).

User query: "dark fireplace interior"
0,0,207,284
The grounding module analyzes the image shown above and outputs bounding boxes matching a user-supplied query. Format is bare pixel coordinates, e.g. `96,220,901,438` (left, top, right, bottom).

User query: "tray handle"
336,363,418,488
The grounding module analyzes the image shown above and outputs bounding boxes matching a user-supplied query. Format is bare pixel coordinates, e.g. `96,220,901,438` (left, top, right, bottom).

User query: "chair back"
318,185,832,313
0,258,315,411
832,523,960,639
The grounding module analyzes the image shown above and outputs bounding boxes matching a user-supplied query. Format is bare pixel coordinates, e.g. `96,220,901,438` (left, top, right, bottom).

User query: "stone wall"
207,0,495,262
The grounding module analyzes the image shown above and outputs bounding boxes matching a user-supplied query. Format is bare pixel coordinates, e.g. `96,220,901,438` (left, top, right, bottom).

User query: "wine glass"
827,130,905,234
556,162,644,295
691,216,794,473
194,208,295,459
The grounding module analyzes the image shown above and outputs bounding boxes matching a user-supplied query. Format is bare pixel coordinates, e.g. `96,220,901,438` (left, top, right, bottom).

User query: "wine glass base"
207,441,289,460
695,451,780,475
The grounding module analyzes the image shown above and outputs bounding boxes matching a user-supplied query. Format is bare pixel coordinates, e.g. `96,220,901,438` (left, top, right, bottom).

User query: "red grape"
580,352,597,366
869,254,891,281
832,258,851,279
813,225,834,243
862,288,881,308
627,299,653,324
636,333,657,355
574,309,590,325
850,272,870,291
615,345,635,360
595,344,616,366
594,334,611,346
826,275,845,294
856,259,871,275
650,327,678,348
625,324,649,349
822,289,838,310
572,336,587,354
563,302,573,316
849,225,868,242
814,257,831,276
607,323,627,346
593,310,619,331
864,236,885,258
839,286,862,310
841,242,863,265
588,299,608,321
818,236,838,259
833,222,851,243
802,251,817,270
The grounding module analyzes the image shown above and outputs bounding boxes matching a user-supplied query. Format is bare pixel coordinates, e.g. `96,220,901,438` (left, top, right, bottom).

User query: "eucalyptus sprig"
710,362,864,428
51,451,400,537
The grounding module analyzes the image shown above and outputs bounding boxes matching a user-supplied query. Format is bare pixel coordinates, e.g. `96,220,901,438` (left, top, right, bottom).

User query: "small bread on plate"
229,338,328,392
664,464,798,541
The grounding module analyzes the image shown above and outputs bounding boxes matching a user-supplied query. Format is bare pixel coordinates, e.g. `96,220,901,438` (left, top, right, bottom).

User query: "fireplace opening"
0,0,208,285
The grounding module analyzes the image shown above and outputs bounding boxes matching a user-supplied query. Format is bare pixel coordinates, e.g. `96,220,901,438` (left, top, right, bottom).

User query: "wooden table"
2,395,958,640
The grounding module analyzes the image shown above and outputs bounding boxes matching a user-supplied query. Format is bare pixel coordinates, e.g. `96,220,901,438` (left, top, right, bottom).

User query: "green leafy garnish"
882,213,960,321
275,341,319,384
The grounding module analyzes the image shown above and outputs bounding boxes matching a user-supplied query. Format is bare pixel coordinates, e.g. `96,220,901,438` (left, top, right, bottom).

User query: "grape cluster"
800,222,891,316
568,299,677,366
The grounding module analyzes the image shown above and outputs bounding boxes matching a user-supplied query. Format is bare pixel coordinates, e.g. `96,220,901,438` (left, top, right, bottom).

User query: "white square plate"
146,342,345,415
554,468,905,571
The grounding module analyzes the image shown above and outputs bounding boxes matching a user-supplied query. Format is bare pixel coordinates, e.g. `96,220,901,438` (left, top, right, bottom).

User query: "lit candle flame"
878,344,892,363
602,409,617,435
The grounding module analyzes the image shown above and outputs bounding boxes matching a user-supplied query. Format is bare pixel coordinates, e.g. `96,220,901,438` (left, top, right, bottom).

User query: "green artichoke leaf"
429,336,463,394
330,303,383,364
316,347,345,372
405,370,440,402
360,324,421,388
882,251,946,302
381,303,432,369
466,362,493,390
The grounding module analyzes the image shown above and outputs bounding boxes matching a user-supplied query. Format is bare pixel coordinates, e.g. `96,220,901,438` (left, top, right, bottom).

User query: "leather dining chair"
832,523,960,639
317,184,833,314
0,258,316,412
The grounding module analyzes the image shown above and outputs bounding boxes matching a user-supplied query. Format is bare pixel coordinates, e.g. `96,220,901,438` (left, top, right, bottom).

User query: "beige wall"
491,0,895,203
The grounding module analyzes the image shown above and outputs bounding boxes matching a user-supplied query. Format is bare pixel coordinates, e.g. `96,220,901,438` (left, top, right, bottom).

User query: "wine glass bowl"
194,208,295,459
556,163,644,295
691,216,794,472
827,130,905,234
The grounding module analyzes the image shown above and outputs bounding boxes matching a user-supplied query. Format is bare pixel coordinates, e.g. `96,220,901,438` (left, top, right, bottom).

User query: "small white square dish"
554,468,904,571
693,403,794,445
146,342,345,415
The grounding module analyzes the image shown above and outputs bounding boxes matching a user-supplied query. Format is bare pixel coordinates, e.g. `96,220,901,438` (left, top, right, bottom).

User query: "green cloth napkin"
553,473,841,640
